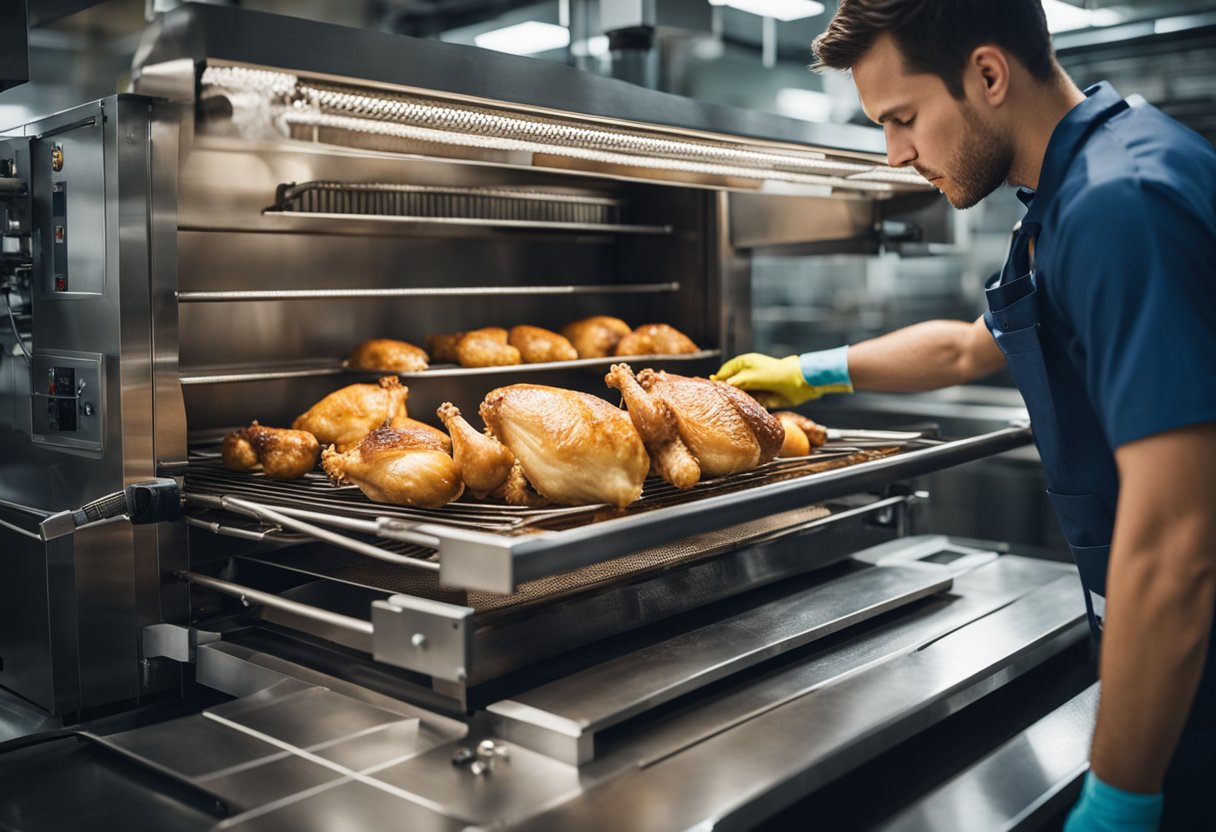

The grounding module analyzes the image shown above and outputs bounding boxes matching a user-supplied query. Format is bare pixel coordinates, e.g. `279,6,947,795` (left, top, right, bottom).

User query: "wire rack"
183,445,899,538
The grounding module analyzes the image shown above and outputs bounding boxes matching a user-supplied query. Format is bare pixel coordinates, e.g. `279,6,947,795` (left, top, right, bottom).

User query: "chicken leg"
436,402,515,497
605,363,701,489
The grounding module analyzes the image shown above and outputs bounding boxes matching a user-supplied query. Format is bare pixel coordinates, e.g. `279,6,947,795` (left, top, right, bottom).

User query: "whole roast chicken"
606,364,783,486
561,316,632,359
222,422,320,480
615,323,699,356
346,338,429,373
479,384,650,508
508,325,578,364
293,376,415,453
321,426,463,508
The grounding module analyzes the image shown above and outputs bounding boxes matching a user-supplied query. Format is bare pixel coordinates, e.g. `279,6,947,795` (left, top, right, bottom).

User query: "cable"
2,290,31,366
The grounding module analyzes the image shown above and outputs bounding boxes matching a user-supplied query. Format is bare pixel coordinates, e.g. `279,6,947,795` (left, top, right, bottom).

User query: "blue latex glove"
1065,772,1163,831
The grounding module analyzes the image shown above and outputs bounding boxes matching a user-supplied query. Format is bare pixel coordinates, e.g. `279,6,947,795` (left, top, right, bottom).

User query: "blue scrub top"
1012,82,1216,525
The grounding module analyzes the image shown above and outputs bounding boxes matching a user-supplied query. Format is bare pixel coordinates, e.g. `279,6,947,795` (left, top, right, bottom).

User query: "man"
714,1,1216,829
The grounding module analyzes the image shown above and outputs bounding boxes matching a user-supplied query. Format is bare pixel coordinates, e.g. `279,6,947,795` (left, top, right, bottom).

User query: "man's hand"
712,353,820,408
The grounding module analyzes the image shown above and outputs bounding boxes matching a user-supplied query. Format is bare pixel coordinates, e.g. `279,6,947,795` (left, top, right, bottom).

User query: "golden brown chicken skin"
479,384,650,508
425,332,463,365
605,363,701,489
774,412,811,458
436,402,515,497
508,325,578,364
561,316,632,359
321,426,463,508
347,339,429,373
222,422,321,480
292,376,410,453
773,411,828,449
615,323,699,357
632,369,783,478
455,327,522,368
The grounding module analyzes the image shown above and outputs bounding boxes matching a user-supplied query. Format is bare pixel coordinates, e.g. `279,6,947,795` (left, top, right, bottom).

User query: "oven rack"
183,423,1031,594
178,349,721,385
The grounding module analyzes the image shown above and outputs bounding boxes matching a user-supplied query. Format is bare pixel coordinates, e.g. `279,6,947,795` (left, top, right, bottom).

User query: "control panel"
31,350,103,454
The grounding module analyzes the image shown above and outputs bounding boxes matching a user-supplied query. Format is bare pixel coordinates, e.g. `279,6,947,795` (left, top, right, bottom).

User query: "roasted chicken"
455,327,522,368
480,384,650,508
321,426,463,508
605,363,701,489
222,422,320,480
774,412,810,458
615,323,699,356
425,332,462,364
347,339,429,373
561,315,632,359
608,366,783,482
773,411,829,450
436,402,515,497
292,376,410,453
508,325,578,364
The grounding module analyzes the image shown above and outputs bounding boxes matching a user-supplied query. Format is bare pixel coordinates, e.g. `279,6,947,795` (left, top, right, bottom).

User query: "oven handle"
39,478,181,541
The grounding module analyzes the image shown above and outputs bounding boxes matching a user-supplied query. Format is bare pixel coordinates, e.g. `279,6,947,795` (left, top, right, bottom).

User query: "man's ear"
968,45,1010,108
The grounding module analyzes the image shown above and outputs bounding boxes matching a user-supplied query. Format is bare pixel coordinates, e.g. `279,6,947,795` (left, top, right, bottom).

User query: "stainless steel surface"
876,684,1099,832
605,555,1074,770
176,281,681,303
489,562,953,765
135,4,891,157
183,571,374,637
372,595,475,684
0,95,184,713
179,349,720,385
513,571,1087,831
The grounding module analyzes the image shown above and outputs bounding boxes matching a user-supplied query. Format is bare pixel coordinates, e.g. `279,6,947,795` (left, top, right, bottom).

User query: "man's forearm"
1090,528,1216,791
848,319,1002,392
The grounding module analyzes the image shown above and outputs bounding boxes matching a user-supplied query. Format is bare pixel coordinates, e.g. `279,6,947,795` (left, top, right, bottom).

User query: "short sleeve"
1052,178,1216,449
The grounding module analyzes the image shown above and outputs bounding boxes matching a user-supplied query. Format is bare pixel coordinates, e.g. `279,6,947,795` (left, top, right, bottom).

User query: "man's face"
852,33,1013,209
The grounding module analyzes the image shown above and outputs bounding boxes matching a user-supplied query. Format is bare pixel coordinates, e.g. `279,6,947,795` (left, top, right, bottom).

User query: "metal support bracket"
372,595,474,683
141,622,220,663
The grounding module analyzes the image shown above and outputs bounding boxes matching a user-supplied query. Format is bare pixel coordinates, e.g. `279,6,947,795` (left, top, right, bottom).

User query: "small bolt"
469,760,489,776
239,594,250,607
410,633,427,648
476,740,497,759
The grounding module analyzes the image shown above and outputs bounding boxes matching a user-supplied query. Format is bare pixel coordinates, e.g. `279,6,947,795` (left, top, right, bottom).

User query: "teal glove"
1065,772,1163,832
712,346,852,408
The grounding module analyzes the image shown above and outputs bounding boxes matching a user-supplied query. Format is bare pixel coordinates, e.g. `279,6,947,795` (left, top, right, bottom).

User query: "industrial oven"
0,5,1096,830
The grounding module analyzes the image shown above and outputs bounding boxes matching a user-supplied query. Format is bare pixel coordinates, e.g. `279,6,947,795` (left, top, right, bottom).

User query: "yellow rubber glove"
712,348,852,408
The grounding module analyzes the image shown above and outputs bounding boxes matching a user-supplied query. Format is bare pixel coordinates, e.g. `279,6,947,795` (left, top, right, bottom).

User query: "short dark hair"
812,0,1058,98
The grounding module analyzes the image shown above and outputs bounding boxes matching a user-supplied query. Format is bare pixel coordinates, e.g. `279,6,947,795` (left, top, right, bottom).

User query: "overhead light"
708,0,826,23
775,88,834,122
1041,0,1121,33
474,21,571,56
